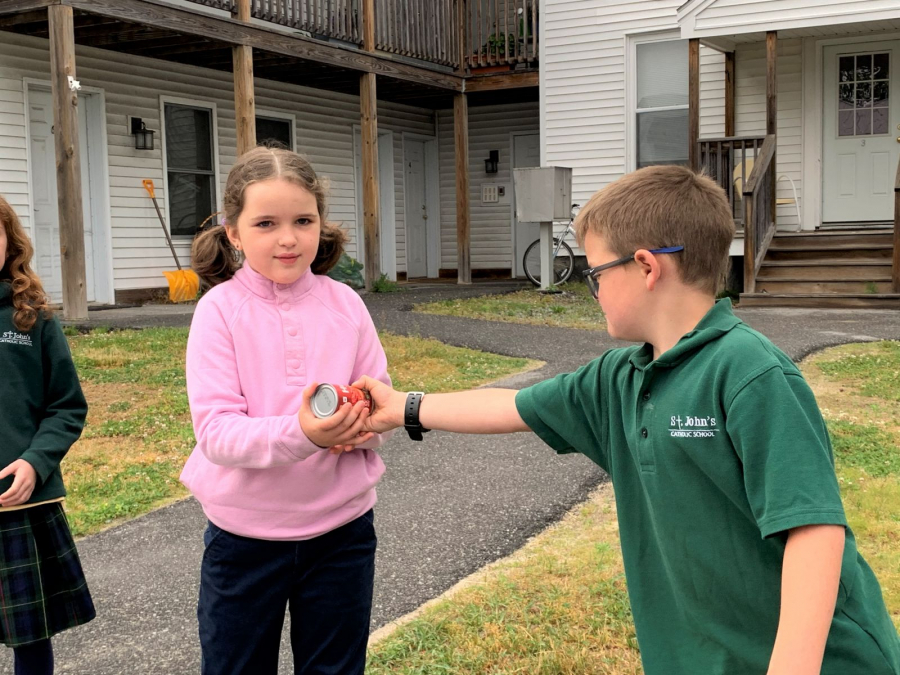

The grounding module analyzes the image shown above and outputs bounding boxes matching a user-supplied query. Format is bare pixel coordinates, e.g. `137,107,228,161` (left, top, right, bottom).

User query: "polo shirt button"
281,303,290,311
641,428,648,438
289,360,301,370
642,392,650,401
288,327,298,337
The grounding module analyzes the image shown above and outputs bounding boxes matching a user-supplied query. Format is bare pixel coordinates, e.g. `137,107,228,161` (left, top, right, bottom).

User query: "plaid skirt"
0,503,95,647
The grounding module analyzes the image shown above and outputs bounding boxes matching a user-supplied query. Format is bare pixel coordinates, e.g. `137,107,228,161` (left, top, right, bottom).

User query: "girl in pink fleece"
181,146,392,675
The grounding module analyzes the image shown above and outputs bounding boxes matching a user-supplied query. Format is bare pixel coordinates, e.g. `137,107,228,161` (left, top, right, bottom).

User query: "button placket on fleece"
276,288,307,387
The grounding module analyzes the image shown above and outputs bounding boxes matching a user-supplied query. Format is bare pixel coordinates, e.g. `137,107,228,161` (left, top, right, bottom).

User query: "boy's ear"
634,249,662,291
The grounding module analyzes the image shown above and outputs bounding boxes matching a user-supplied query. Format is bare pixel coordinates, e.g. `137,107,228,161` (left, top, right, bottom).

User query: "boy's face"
583,231,651,342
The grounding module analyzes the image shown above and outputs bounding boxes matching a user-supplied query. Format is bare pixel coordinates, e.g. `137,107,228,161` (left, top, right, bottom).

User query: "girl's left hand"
0,460,37,507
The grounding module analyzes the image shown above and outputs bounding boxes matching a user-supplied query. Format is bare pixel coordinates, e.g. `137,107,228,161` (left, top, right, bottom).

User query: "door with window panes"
635,39,689,169
165,103,217,236
823,43,899,223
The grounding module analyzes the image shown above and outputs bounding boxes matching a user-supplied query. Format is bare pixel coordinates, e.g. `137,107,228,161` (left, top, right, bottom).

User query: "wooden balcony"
181,0,538,72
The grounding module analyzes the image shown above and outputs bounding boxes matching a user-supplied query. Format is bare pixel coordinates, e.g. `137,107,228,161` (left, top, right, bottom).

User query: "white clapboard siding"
734,37,802,229
0,30,434,290
687,0,900,37
543,0,726,253
437,102,540,271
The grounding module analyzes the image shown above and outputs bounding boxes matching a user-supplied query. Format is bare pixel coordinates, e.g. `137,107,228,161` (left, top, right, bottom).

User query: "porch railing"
375,0,459,68
893,155,900,292
742,135,777,293
698,135,766,228
249,0,362,44
465,0,538,69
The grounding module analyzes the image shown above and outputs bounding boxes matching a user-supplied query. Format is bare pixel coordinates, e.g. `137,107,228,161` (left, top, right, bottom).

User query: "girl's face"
228,178,321,286
0,223,7,273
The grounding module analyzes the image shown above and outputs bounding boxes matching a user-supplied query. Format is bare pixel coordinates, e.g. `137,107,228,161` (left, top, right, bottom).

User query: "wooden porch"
0,0,540,318
688,34,900,309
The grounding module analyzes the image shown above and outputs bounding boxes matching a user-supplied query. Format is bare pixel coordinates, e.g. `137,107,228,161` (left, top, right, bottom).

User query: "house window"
164,103,216,236
256,116,293,150
636,39,689,169
838,53,890,137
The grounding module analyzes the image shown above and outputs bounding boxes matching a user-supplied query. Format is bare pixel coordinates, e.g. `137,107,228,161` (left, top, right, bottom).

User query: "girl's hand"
351,376,407,434
0,460,37,507
298,383,375,450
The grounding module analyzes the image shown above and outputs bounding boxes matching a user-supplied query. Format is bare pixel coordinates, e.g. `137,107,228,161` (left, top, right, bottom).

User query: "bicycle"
522,204,579,287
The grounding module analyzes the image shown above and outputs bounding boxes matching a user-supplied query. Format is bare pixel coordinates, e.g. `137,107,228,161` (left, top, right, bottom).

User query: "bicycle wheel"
523,238,575,287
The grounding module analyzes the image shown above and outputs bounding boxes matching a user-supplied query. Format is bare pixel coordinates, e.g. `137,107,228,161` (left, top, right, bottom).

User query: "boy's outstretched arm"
353,376,531,435
766,524,845,675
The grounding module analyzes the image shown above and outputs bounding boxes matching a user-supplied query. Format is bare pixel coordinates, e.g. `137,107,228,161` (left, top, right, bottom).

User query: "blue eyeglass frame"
581,246,684,298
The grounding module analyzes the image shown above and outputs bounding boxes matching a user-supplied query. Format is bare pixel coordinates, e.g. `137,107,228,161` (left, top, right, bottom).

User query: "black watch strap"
404,392,430,441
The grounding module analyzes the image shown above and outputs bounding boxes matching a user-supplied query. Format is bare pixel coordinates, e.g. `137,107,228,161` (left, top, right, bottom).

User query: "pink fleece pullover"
180,262,392,540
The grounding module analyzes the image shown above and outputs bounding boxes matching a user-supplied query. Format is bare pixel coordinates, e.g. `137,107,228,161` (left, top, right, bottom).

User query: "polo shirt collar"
234,260,316,302
629,299,742,370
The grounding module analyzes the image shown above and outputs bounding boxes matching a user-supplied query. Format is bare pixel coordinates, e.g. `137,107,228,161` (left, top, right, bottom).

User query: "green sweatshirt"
0,282,86,503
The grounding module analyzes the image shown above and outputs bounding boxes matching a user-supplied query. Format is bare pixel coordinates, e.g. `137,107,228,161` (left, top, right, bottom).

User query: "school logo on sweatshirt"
669,415,719,439
0,330,33,347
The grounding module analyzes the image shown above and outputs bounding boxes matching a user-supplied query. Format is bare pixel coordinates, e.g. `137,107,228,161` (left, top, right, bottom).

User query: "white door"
513,133,541,278
29,89,98,303
354,130,396,280
823,43,900,223
404,139,428,278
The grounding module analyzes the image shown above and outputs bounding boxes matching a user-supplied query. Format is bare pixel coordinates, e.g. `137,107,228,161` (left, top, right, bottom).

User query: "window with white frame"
636,39,689,169
164,102,216,236
256,115,293,149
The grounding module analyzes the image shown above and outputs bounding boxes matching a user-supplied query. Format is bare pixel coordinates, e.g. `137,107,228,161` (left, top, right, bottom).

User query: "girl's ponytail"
311,222,347,276
191,224,240,289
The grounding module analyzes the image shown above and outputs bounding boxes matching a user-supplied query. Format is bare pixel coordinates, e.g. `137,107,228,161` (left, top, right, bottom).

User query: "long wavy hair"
0,195,52,332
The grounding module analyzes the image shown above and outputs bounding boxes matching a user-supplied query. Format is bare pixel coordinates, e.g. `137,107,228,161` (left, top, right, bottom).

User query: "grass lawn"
62,327,540,538
415,282,607,331
366,341,900,673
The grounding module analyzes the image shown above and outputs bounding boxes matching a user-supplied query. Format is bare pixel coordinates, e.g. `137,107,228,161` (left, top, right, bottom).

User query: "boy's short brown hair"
575,165,735,294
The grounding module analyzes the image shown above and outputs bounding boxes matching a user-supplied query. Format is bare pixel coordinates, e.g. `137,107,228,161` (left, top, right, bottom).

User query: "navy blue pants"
198,510,376,675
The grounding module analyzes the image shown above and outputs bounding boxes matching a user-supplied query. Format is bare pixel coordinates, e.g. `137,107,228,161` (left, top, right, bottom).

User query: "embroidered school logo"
0,330,33,347
669,414,719,439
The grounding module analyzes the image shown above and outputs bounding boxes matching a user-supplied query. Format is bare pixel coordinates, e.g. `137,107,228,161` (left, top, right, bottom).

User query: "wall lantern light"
484,149,499,174
130,117,155,151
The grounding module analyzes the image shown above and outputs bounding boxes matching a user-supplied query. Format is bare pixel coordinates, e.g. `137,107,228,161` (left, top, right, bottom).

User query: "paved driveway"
15,288,897,674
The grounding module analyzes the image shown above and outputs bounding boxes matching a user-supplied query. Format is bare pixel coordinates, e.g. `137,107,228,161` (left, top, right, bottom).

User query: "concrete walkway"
15,285,898,674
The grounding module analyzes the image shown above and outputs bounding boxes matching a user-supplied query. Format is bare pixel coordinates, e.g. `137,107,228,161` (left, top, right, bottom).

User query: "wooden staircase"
740,228,900,308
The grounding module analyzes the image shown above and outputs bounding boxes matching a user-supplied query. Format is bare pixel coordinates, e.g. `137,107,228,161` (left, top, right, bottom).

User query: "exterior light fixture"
130,117,155,151
484,149,499,174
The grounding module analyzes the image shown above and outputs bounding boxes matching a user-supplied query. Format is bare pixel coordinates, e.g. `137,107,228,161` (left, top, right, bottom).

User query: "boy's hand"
298,383,375,450
0,460,37,507
351,376,407,434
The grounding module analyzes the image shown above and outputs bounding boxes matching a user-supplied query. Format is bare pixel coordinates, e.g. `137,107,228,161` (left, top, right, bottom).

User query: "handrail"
742,134,777,293
699,134,768,144
893,156,900,292
697,135,765,228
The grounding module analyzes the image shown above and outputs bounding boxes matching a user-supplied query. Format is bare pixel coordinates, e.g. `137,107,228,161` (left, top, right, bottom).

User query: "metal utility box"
513,166,573,223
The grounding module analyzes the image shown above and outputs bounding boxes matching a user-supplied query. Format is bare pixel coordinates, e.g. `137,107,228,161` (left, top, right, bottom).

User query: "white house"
541,0,900,307
0,0,542,316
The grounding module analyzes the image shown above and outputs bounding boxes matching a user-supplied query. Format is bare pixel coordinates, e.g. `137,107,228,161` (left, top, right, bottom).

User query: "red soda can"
311,384,373,419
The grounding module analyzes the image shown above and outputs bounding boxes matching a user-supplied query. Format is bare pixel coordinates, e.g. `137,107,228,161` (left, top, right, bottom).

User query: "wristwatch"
404,392,430,441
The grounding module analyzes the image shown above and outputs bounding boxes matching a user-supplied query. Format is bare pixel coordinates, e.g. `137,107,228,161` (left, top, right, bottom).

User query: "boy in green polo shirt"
351,165,899,675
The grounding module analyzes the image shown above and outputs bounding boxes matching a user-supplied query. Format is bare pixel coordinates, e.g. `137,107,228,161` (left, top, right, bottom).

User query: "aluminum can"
311,384,373,419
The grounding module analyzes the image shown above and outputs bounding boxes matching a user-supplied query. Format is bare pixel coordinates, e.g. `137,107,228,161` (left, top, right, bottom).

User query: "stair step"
739,293,900,309
755,280,893,294
757,262,891,281
765,244,892,261
772,232,893,247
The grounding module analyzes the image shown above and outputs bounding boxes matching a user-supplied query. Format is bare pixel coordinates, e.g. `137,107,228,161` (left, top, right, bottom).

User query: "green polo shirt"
516,300,900,675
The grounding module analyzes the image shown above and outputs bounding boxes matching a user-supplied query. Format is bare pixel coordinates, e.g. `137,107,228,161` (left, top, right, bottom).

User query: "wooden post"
894,162,900,292
725,50,735,138
362,0,375,51
48,5,87,320
360,72,380,289
766,31,777,228
233,0,256,155
457,0,467,73
688,38,700,172
454,92,471,284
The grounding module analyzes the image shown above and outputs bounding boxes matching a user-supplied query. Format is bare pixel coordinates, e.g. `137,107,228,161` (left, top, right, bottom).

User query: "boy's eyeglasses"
582,246,684,299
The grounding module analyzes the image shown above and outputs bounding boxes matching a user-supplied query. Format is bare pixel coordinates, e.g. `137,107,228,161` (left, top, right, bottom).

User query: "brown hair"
192,146,346,288
574,165,735,294
0,195,52,332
